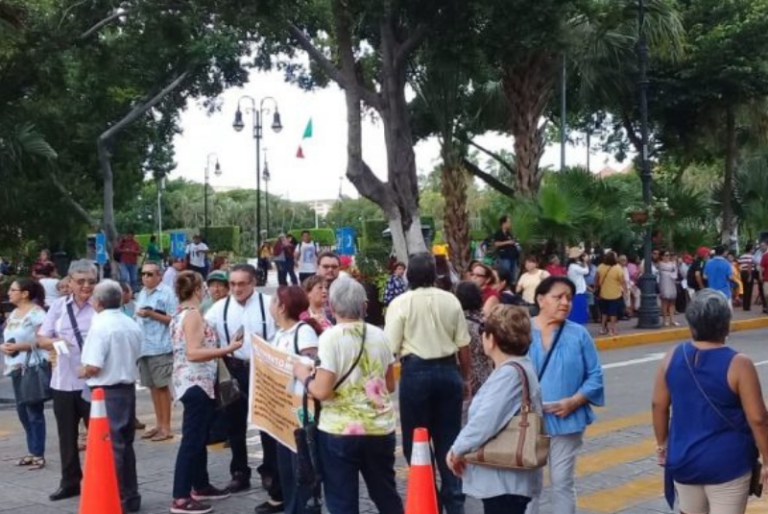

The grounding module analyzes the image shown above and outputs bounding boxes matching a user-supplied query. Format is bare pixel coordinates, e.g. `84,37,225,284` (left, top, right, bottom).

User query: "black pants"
52,390,90,489
742,271,754,310
189,265,206,278
103,386,140,506
276,443,312,514
225,360,252,481
174,386,214,498
226,360,282,502
482,494,530,514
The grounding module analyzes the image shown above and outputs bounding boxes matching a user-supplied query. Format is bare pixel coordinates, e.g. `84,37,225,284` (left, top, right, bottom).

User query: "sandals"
141,427,160,439
18,455,45,469
150,432,173,442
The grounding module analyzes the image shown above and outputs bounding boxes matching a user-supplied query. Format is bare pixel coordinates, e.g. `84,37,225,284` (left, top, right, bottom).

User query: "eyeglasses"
472,273,487,279
74,278,97,286
141,272,156,277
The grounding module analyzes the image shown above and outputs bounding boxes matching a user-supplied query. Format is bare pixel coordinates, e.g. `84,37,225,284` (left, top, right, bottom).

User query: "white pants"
675,471,750,514
527,432,584,514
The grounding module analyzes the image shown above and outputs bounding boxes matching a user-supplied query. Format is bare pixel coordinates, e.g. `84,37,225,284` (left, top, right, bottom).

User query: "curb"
595,316,768,351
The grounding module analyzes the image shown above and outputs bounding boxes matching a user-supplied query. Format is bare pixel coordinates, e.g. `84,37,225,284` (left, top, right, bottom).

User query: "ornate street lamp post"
204,153,221,241
636,0,660,328
233,96,282,250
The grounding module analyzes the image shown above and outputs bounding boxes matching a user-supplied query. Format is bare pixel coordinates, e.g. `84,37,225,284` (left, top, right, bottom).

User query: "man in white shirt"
186,234,210,276
204,264,280,513
79,280,143,513
295,230,319,284
162,257,185,288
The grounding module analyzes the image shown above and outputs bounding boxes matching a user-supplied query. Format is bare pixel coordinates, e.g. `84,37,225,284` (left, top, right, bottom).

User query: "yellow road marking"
585,411,653,439
576,438,656,477
577,473,661,513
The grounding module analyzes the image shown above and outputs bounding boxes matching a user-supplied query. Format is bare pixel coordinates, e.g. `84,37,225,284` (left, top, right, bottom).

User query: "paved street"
2,328,768,514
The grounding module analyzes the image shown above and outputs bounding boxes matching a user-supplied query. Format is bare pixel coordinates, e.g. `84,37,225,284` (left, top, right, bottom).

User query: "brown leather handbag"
464,361,550,470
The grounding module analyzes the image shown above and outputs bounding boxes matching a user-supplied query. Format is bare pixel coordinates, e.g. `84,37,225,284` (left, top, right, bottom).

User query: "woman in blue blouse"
652,289,768,513
527,276,604,514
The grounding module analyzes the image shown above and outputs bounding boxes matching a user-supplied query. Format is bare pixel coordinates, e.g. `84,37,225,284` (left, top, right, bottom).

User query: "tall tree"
279,0,456,261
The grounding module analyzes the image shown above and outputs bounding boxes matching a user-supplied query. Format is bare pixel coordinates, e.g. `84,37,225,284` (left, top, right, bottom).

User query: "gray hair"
92,279,123,310
685,289,731,342
68,259,98,277
329,276,366,320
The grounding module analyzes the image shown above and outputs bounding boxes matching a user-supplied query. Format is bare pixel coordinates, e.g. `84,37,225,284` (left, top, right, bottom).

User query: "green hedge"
201,226,241,253
361,219,388,251
288,228,336,247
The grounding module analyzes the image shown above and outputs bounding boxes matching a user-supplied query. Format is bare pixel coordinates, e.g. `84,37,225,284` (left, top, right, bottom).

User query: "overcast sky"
171,68,624,203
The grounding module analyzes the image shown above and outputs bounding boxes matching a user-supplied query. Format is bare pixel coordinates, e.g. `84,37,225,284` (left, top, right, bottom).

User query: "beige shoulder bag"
464,361,550,470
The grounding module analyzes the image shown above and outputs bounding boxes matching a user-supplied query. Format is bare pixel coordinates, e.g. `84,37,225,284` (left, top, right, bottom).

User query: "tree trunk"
387,210,409,264
442,161,471,273
503,54,557,195
721,107,737,246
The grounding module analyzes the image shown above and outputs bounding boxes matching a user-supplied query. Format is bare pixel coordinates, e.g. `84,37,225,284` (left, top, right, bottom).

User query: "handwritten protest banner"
248,335,305,451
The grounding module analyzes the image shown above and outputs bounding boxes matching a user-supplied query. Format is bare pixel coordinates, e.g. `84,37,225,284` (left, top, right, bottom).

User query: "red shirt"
546,264,567,277
761,254,768,282
482,286,500,303
117,238,141,265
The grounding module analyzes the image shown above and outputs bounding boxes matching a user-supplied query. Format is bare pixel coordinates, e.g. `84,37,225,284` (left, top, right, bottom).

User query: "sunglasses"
141,272,156,277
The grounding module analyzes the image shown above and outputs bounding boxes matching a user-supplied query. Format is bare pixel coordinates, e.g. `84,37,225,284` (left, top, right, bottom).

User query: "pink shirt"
38,295,95,392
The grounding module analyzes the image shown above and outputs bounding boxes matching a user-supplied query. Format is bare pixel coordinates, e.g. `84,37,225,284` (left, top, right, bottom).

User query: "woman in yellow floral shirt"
293,277,402,514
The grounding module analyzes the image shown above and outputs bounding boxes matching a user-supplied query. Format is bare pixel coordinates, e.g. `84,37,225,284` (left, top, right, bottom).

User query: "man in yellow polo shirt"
385,253,470,514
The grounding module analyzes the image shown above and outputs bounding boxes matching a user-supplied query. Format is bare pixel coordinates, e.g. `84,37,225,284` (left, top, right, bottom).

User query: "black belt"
90,383,134,390
401,354,457,366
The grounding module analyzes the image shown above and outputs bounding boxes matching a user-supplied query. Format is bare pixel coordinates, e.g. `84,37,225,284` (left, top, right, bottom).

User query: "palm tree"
465,0,684,197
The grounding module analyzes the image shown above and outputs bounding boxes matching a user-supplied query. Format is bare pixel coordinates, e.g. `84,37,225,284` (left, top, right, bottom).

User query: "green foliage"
360,220,389,251
202,226,241,253
288,229,336,246
135,233,172,252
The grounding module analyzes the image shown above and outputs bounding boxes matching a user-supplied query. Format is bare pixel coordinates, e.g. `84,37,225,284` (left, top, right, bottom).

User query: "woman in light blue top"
0,278,48,469
447,305,543,514
527,276,604,514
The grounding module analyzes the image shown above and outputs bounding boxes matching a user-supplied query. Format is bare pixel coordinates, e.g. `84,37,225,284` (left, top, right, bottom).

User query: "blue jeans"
174,386,214,498
318,432,403,514
11,373,46,457
120,263,138,291
497,258,517,281
399,356,465,514
482,494,530,514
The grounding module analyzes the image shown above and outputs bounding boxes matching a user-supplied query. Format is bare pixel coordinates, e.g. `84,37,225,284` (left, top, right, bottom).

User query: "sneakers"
170,498,212,514
254,500,284,514
191,486,230,502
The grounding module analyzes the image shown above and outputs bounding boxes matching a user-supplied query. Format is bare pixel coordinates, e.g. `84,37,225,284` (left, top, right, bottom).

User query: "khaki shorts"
138,353,173,389
675,471,750,514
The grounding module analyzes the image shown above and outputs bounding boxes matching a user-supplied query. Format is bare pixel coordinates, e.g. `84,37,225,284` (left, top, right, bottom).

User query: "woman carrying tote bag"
446,305,544,514
0,278,49,470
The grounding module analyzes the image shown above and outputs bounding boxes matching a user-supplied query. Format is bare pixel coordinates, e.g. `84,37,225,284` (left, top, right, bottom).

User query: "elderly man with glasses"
135,261,177,442
37,260,98,502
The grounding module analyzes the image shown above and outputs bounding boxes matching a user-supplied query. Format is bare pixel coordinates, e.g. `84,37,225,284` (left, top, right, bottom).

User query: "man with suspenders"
204,264,282,513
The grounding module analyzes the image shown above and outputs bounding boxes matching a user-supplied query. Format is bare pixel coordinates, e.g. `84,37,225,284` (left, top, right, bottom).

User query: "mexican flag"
296,118,313,158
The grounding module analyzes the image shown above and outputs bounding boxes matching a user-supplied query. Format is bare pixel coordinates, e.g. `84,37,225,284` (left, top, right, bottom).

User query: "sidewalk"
588,307,768,350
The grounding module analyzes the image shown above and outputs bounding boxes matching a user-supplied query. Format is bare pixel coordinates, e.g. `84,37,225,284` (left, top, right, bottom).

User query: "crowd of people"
2,218,768,514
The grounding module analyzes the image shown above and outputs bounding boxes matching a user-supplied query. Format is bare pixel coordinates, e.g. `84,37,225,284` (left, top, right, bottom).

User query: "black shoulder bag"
537,323,565,381
683,343,763,497
294,323,367,513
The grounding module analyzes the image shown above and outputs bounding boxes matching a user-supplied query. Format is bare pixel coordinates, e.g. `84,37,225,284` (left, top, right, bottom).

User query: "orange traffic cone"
79,388,121,514
405,428,439,514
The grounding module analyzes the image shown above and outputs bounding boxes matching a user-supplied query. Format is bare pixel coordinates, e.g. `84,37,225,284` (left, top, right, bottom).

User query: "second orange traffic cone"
79,388,121,514
405,428,439,514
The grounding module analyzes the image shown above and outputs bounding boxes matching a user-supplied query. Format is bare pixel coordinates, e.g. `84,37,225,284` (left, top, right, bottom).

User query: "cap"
697,247,711,259
206,270,228,285
568,247,585,260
